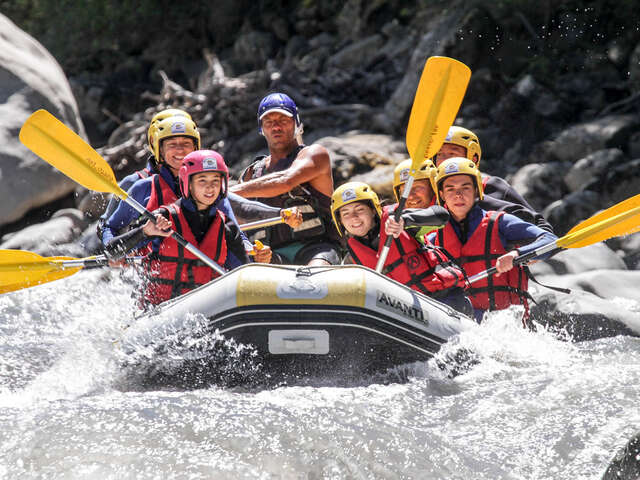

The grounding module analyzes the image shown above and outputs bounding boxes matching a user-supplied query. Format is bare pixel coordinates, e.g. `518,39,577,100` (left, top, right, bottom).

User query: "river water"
1,269,639,479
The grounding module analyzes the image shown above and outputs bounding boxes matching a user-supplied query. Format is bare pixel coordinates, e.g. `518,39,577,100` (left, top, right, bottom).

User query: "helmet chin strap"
295,122,304,144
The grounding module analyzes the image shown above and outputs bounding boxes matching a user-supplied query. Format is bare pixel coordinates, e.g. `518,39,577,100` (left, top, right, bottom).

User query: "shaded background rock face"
0,14,85,230
0,1,639,260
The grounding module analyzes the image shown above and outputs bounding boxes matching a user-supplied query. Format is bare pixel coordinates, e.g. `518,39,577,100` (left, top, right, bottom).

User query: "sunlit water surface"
1,270,638,479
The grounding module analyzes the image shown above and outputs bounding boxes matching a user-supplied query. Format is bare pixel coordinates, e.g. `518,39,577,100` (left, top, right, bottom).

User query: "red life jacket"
134,174,179,257
346,206,466,296
434,210,529,311
144,203,227,305
146,174,178,212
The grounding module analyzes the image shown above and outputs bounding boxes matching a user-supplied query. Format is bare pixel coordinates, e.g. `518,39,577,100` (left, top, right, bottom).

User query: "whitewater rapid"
1,270,639,479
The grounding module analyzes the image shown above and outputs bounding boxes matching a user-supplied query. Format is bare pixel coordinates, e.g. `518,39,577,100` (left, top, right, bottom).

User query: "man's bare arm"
230,145,333,198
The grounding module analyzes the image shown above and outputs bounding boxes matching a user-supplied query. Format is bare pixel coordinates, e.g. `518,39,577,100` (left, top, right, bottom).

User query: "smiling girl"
330,182,468,309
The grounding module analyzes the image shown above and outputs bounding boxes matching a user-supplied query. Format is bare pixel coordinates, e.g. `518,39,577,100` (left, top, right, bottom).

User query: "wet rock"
602,431,640,480
629,42,640,94
608,233,640,270
0,13,85,228
0,208,88,255
543,190,602,236
495,75,564,119
349,165,396,201
77,220,102,255
564,149,626,193
601,158,640,205
327,34,384,70
534,269,640,304
76,190,110,220
529,292,639,342
334,0,367,41
231,28,276,73
509,162,571,213
630,131,640,159
376,7,466,133
529,270,640,341
316,132,406,184
550,114,639,163
529,243,627,276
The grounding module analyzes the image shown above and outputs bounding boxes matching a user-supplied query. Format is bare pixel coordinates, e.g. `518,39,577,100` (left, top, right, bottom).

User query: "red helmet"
179,150,229,199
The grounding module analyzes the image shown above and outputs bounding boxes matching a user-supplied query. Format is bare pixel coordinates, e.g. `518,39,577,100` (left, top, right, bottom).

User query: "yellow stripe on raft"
235,266,367,307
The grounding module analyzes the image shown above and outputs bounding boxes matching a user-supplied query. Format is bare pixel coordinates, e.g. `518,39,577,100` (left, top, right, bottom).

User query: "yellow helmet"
433,157,484,205
443,126,482,165
149,115,201,163
147,108,192,154
392,158,435,202
330,182,382,236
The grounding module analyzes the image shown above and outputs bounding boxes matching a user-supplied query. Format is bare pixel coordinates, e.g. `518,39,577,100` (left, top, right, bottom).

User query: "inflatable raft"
119,263,477,388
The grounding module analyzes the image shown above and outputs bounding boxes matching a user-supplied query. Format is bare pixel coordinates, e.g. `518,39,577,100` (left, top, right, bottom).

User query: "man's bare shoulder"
295,143,331,166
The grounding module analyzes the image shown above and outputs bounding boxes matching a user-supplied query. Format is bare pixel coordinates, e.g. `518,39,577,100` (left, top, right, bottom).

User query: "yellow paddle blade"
567,193,640,235
557,204,640,249
0,268,82,294
19,110,127,198
0,250,81,290
406,56,471,169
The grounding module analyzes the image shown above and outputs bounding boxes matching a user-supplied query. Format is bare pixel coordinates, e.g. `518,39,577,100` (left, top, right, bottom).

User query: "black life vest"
240,145,338,248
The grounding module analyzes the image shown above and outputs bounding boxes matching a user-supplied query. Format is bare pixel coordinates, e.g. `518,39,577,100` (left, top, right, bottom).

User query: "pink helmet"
179,150,229,199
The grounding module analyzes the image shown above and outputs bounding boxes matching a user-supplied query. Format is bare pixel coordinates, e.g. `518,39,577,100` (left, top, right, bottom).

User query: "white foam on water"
1,272,640,479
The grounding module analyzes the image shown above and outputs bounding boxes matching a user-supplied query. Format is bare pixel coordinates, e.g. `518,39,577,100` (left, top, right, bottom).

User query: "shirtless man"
230,93,341,266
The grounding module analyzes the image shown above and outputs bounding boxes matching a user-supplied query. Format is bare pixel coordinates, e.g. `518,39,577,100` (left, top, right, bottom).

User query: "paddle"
0,249,145,294
0,249,111,293
240,216,285,231
467,193,640,284
376,56,471,272
19,110,225,275
239,208,293,232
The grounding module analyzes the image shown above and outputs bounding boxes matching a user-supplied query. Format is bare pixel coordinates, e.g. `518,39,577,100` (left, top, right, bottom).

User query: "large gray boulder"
602,430,640,480
529,243,627,276
0,208,88,256
375,6,467,133
549,114,638,163
0,13,85,227
563,148,626,193
509,162,571,212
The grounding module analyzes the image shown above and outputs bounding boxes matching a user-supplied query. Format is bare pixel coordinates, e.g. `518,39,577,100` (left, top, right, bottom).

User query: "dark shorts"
273,241,341,265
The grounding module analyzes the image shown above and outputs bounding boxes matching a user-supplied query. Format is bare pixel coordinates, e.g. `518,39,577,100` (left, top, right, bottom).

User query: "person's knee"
294,243,341,265
307,257,332,266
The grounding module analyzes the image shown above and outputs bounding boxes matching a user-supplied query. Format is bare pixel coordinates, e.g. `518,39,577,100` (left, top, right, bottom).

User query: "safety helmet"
433,157,484,204
441,126,482,165
147,108,192,155
330,182,382,237
149,115,200,163
257,92,303,135
178,150,229,200
392,158,435,203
